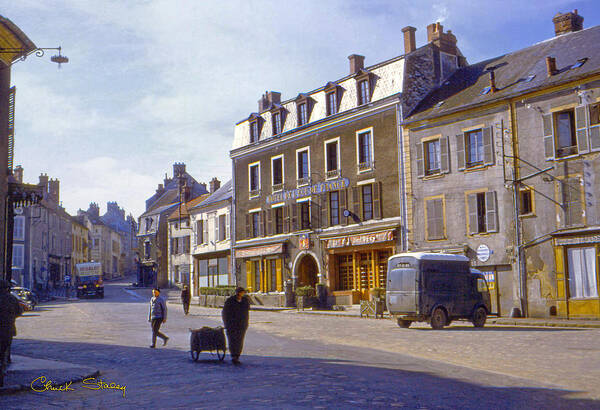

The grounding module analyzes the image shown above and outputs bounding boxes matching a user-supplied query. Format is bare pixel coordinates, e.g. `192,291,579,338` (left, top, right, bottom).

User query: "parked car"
386,252,492,329
11,291,34,311
10,286,38,309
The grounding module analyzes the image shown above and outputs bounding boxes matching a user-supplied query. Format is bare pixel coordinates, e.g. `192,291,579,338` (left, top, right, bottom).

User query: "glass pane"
556,111,575,149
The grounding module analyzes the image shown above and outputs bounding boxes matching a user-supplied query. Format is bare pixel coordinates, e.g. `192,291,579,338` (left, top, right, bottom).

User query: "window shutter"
203,218,209,243
291,204,298,232
542,114,555,160
245,214,251,240
590,125,600,151
352,186,360,219
340,189,348,226
226,213,230,239
467,194,478,235
426,200,435,240
275,258,283,291
416,142,425,177
440,136,450,173
321,193,329,229
215,216,219,243
483,126,494,165
311,200,319,229
266,209,272,236
373,182,382,219
456,134,466,170
436,199,444,239
170,238,175,255
283,205,290,233
246,261,253,292
575,105,589,154
260,210,266,237
485,191,498,233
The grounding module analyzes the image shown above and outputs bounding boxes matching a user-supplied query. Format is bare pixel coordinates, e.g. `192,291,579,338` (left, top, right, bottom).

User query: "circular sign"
477,244,491,262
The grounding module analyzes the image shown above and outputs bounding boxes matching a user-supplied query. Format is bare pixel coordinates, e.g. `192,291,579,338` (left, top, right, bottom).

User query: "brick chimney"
48,178,60,203
546,56,557,77
156,183,165,197
553,10,584,36
38,173,49,193
348,54,365,74
427,22,458,55
13,165,23,183
258,91,281,112
402,26,417,54
209,177,221,193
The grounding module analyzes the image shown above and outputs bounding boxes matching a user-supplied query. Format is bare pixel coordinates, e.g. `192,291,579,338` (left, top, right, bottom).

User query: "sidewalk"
1,355,100,395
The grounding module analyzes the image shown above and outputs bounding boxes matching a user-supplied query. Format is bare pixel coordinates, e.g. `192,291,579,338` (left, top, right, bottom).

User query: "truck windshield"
78,276,100,284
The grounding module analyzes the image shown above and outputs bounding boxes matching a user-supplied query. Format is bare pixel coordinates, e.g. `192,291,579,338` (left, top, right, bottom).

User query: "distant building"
78,203,121,280
71,215,89,276
101,201,137,276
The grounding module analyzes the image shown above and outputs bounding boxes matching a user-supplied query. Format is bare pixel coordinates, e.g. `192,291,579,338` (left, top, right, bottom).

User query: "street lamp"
0,46,69,68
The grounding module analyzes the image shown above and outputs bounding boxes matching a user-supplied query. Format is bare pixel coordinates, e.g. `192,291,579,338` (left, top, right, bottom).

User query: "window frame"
358,79,370,105
249,120,260,143
273,205,284,235
251,210,260,238
361,184,373,221
298,199,311,230
566,245,599,299
326,91,337,116
296,146,311,186
424,139,441,176
465,189,498,235
272,110,283,136
554,109,577,158
218,214,227,242
297,102,308,126
13,215,25,241
324,137,341,179
518,187,536,217
248,161,261,198
329,190,340,226
465,128,484,167
271,154,284,192
356,127,374,173
12,243,24,269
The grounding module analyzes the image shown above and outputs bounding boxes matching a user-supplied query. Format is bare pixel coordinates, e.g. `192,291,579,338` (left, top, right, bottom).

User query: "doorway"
297,254,318,288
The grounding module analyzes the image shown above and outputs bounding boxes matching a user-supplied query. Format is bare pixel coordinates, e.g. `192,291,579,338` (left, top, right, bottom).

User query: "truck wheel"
430,307,447,330
472,307,487,328
397,319,412,328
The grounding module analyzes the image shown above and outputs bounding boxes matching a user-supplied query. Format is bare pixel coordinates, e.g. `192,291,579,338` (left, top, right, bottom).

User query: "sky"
2,0,598,219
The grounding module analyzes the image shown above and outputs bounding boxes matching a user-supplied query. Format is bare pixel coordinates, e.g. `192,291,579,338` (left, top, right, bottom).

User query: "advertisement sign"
75,262,102,277
325,230,394,249
266,178,350,204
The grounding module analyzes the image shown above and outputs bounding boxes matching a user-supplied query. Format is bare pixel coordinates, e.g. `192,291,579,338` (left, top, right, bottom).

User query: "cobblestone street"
3,279,600,409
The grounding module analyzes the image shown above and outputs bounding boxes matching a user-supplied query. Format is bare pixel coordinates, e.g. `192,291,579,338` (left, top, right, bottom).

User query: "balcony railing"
326,169,340,179
357,161,373,172
249,188,260,197
272,183,284,192
297,177,310,186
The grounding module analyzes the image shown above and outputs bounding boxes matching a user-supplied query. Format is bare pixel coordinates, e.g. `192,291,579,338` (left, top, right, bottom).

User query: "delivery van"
386,253,491,329
75,262,104,298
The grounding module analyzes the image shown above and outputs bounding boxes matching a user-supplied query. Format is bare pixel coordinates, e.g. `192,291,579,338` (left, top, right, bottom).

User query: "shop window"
329,191,339,226
567,246,598,298
362,185,373,221
466,191,498,234
270,259,277,292
338,254,354,291
300,202,310,230
253,260,261,293
357,130,373,172
425,197,445,240
456,127,494,170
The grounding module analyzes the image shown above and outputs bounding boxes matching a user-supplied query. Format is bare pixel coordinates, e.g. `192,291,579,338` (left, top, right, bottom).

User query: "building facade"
101,201,137,276
71,215,89,276
231,23,466,305
78,203,120,280
190,179,232,297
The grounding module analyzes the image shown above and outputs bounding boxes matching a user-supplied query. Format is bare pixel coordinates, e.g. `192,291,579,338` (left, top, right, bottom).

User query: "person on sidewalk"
221,287,250,365
148,287,169,348
181,285,191,315
0,279,23,386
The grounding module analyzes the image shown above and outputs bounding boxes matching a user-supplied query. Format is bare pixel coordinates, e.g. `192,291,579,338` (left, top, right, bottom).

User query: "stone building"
101,201,137,276
78,203,120,280
403,10,600,318
190,179,232,296
71,215,89,276
137,163,208,287
231,22,466,305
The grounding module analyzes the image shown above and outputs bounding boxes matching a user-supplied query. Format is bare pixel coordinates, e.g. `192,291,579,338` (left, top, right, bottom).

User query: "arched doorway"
296,254,318,288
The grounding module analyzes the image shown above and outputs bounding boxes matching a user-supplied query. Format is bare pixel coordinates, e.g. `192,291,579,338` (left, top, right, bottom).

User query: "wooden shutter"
291,204,298,231
260,211,266,237
456,134,466,170
575,105,589,154
485,191,498,233
170,237,175,255
321,193,329,229
275,258,283,291
440,136,450,173
245,261,253,292
590,125,600,151
562,177,583,227
352,186,360,219
283,205,290,233
226,213,230,239
467,193,478,235
416,142,425,177
373,182,382,219
267,209,273,236
311,200,319,229
426,200,435,240
542,113,555,160
245,214,251,239
340,189,348,226
483,126,494,165
215,215,219,242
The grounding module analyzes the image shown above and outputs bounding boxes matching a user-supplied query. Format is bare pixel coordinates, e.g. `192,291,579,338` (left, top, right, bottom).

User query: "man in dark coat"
221,287,250,364
0,279,23,386
181,285,191,315
148,287,169,348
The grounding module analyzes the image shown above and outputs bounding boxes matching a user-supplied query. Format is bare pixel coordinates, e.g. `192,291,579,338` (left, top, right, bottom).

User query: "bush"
295,286,315,297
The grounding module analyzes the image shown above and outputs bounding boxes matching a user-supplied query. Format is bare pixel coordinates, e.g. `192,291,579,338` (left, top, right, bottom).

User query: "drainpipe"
231,157,237,287
396,101,408,252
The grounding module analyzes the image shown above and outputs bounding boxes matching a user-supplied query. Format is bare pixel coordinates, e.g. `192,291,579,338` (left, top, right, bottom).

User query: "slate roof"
139,202,179,219
167,193,210,221
406,25,600,123
192,180,232,210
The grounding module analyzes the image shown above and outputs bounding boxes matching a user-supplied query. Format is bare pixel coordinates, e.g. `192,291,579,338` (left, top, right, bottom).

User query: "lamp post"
0,46,69,68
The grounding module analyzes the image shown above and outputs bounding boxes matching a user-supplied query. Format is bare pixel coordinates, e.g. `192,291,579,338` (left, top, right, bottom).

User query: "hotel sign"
325,230,394,249
266,178,350,205
235,243,284,258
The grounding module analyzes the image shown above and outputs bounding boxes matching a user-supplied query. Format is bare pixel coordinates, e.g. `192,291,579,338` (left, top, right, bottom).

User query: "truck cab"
386,253,491,329
75,262,104,299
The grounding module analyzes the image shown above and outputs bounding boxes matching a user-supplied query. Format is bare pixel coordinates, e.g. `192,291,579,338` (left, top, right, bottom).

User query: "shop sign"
326,230,394,249
299,233,310,250
266,178,350,205
235,243,284,258
476,244,491,262
554,235,600,246
483,272,495,290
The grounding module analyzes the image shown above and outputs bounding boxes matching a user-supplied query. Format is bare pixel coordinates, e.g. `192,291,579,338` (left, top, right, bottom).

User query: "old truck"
75,262,104,298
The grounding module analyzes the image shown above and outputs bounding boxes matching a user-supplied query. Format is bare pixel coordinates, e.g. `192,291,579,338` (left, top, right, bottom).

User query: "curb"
489,319,600,328
0,370,101,396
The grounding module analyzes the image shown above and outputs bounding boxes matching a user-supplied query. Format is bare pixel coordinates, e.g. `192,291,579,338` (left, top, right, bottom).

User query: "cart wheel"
217,349,225,361
190,350,200,361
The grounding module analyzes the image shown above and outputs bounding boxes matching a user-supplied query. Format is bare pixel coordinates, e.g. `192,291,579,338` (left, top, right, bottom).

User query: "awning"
235,243,284,259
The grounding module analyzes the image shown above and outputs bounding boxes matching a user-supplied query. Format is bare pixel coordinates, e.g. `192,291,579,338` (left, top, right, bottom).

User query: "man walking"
148,288,169,348
221,287,250,365
0,279,23,386
181,285,191,315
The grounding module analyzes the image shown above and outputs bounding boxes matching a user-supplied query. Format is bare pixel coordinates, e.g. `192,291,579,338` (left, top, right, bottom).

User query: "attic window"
524,74,536,83
571,58,588,69
480,86,491,96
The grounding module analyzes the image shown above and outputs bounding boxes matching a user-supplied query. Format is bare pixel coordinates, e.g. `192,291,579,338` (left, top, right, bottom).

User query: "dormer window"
250,120,259,143
358,79,370,105
272,111,282,135
269,104,285,136
295,93,313,127
298,102,308,125
324,82,341,117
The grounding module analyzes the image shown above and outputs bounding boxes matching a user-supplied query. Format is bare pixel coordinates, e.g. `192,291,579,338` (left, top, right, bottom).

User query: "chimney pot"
426,22,458,55
209,177,221,194
488,70,497,93
348,54,365,74
258,91,281,112
546,56,557,77
402,26,417,54
552,10,584,36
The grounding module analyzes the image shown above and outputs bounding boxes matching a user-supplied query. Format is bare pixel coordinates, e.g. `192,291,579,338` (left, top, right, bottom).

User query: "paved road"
3,279,600,409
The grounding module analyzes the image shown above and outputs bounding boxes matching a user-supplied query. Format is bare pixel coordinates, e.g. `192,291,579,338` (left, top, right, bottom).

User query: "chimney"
348,54,365,74
38,173,49,192
488,70,497,93
209,177,221,193
553,10,584,36
427,22,458,55
13,165,23,183
546,56,557,77
258,91,281,112
402,26,417,54
48,178,60,203
88,202,100,218
173,162,186,178
156,183,165,196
